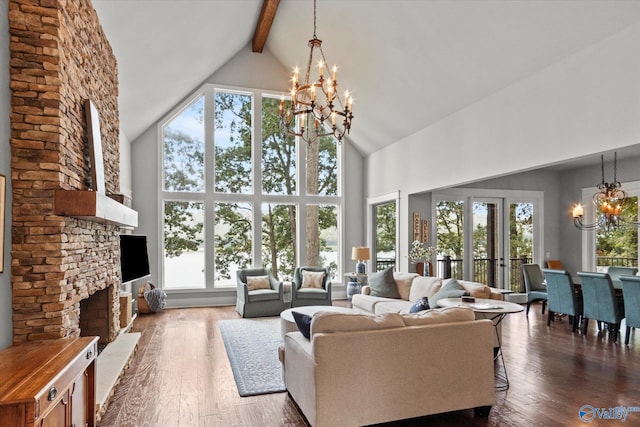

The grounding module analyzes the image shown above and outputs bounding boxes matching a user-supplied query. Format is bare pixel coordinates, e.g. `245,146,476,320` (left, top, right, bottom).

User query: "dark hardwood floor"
99,301,640,427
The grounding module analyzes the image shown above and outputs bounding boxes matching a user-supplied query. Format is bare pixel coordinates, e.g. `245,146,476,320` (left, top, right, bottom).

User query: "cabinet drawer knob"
47,386,57,401
86,349,93,359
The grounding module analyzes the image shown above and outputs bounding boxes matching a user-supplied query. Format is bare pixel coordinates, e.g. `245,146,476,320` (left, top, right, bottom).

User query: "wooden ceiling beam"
252,0,280,53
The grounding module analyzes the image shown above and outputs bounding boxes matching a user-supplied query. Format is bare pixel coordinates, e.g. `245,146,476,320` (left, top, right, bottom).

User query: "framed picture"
422,220,429,243
0,174,5,273
413,212,420,241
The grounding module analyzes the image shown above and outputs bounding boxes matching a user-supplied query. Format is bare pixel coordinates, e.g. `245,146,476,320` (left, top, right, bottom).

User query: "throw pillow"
301,270,325,288
292,311,312,339
369,267,401,298
409,297,430,313
246,275,271,291
428,278,467,308
394,272,419,300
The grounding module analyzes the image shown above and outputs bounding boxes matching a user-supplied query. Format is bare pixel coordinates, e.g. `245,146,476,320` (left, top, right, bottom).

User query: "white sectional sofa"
352,273,504,315
282,308,495,427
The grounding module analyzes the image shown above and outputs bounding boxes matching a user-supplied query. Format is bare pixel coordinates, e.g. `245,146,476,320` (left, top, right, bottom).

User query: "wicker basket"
137,282,154,314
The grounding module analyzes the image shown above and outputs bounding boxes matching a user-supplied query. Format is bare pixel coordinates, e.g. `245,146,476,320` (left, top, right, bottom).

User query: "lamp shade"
352,247,370,261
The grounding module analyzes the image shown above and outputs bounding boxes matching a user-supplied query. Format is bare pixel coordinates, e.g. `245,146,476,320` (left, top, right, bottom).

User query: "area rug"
218,317,286,397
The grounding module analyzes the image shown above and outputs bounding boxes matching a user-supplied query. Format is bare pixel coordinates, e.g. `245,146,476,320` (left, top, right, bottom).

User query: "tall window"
160,86,342,289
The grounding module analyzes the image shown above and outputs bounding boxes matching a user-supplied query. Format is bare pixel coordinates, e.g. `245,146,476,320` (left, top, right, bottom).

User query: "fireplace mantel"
54,190,138,228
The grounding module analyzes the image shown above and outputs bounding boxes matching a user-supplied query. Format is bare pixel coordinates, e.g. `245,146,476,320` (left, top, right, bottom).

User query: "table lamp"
352,247,370,274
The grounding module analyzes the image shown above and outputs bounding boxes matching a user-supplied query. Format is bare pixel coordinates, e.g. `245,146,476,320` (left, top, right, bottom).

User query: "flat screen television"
120,234,150,282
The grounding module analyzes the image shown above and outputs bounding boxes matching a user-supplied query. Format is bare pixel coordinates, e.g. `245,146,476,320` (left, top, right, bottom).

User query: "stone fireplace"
9,0,134,344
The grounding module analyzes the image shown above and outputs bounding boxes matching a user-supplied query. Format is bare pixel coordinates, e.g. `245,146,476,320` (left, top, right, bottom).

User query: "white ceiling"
93,0,640,158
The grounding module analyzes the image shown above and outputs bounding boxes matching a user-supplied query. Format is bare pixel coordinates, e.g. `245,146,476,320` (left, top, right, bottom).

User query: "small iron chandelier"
572,152,638,230
279,0,354,145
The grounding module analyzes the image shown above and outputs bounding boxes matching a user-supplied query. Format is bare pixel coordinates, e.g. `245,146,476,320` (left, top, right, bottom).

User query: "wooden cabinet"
0,336,98,427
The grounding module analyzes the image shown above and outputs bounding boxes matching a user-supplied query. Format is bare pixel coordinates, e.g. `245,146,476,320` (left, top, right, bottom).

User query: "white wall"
1,6,13,349
119,131,132,198
130,44,365,305
368,21,640,267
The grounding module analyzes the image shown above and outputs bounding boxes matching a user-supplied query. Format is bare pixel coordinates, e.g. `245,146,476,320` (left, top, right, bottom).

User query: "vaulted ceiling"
93,0,640,159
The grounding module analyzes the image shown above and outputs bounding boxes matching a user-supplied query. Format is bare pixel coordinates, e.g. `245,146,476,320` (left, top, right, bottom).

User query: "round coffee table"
280,305,354,338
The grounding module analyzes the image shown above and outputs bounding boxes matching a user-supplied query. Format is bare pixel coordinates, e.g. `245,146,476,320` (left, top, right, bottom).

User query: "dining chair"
576,272,625,342
546,260,564,269
619,275,640,345
542,269,582,332
522,264,547,315
606,266,638,288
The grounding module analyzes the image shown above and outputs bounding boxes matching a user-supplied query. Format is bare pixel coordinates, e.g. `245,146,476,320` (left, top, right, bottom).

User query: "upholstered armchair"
291,266,332,308
236,268,286,318
543,269,583,332
522,264,547,315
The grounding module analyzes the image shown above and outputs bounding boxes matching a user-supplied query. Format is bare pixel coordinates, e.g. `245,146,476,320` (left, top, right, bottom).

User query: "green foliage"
214,92,252,193
436,201,464,258
375,202,396,254
597,197,638,263
163,201,203,258
509,203,533,258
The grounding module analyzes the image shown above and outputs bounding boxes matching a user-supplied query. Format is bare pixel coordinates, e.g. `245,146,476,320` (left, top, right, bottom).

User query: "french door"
434,190,542,291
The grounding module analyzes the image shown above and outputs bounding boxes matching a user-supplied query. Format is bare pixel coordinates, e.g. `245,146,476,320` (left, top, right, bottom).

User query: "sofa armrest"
361,285,371,295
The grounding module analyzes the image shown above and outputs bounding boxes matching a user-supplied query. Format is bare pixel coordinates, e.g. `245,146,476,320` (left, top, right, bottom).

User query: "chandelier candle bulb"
572,204,584,218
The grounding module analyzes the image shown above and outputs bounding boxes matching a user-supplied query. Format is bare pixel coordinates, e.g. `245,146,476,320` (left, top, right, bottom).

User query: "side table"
437,297,523,391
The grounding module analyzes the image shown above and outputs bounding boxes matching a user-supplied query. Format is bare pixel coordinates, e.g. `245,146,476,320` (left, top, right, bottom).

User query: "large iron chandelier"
572,152,638,230
279,0,354,145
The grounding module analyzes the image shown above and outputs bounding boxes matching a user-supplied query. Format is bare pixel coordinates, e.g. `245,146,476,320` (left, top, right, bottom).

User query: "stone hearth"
9,0,125,343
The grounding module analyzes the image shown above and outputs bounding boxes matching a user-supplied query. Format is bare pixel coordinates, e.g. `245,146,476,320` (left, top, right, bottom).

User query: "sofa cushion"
402,306,475,326
409,297,430,313
428,278,467,307
310,311,404,338
374,300,413,315
409,276,443,302
393,272,420,300
369,267,401,299
246,275,270,291
292,311,312,339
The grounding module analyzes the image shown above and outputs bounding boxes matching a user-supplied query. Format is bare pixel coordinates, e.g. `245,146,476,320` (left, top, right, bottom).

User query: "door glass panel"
163,201,205,289
596,196,638,270
436,200,464,279
375,201,396,272
214,202,252,288
509,202,534,292
472,202,498,286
